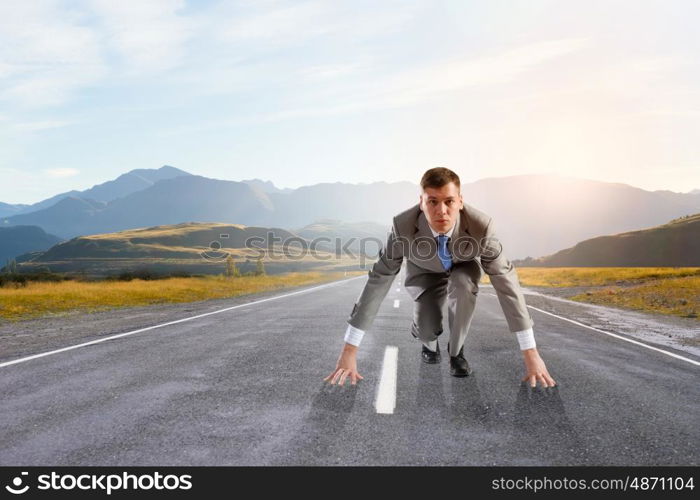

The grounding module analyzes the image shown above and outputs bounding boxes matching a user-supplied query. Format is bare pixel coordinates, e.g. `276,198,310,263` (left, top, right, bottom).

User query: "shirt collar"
428,211,459,239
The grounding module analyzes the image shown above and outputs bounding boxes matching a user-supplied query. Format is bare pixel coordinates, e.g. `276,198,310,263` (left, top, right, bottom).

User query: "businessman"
324,167,556,388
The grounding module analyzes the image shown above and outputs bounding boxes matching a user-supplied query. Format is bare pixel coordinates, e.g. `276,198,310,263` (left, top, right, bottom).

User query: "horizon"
2,1,699,203
4,167,700,207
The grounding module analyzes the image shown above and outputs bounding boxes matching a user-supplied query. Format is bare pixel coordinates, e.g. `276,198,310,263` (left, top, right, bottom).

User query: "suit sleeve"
479,218,534,333
346,219,404,331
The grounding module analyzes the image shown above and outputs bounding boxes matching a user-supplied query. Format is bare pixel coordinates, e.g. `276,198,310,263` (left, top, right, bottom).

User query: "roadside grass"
482,267,699,319
510,267,700,287
567,275,699,319
4,265,697,321
0,271,364,322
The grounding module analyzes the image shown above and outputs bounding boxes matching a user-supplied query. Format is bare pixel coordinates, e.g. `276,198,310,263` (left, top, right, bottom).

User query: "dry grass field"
0,271,364,322
565,275,698,318
2,265,697,322
485,267,700,319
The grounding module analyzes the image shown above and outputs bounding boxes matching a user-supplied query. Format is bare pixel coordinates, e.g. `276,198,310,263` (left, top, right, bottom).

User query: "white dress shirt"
344,214,536,351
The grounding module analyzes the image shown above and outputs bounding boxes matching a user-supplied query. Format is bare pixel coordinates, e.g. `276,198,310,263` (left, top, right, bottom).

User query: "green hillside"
527,214,700,267
15,222,361,277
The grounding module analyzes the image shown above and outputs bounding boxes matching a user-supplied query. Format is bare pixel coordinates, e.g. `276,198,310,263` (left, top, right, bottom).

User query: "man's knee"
448,269,479,295
411,307,443,342
411,285,446,338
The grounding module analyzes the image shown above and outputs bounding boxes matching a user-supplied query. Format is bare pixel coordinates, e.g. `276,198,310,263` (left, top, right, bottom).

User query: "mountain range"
1,166,698,260
0,165,191,218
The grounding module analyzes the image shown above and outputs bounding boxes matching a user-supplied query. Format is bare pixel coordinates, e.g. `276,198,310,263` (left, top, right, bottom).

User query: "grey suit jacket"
347,202,534,334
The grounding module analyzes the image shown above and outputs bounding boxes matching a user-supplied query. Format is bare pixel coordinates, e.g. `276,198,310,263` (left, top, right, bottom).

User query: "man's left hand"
522,348,557,388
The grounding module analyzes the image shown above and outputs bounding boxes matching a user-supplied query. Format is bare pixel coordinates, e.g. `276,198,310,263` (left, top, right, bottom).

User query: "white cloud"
0,1,107,108
3,69,107,108
298,62,367,81
629,55,691,74
0,0,423,110
379,38,591,108
168,0,422,97
43,168,79,178
0,0,195,108
216,0,421,46
156,37,592,134
12,120,75,132
219,2,333,43
88,0,195,74
253,38,592,121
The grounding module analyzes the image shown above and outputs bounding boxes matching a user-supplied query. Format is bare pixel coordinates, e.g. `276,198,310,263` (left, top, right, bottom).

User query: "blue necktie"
437,234,452,271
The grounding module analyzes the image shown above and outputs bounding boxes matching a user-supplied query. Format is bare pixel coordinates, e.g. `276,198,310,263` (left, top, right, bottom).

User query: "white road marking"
393,299,400,308
0,275,366,369
375,346,399,414
395,288,400,292
486,292,700,367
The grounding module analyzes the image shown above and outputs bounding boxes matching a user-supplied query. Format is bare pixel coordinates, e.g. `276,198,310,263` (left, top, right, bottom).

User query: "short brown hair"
420,167,460,190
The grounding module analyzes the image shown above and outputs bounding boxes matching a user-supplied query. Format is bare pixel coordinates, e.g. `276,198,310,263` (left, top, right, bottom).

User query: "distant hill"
241,178,293,194
520,213,700,266
3,176,274,238
0,201,30,218
0,225,62,263
74,165,191,203
14,165,191,215
295,219,390,257
267,181,417,229
457,175,700,261
4,197,107,237
16,222,356,276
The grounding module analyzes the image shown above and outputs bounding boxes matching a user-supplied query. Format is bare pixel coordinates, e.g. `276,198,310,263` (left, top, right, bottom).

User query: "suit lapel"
448,207,473,263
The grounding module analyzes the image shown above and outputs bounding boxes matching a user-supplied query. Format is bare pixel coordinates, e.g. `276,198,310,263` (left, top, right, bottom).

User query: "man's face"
419,181,464,234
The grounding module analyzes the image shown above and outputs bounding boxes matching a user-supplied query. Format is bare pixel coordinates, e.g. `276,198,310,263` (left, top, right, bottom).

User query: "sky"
1,0,698,204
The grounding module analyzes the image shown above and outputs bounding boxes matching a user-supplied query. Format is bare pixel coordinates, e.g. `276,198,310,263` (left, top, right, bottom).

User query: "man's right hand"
324,343,364,386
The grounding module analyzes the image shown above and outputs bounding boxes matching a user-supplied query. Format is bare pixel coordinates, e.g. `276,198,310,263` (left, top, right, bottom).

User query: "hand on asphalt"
522,349,557,388
324,347,364,386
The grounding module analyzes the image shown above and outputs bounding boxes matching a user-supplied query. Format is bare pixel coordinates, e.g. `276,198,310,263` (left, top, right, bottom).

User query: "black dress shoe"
421,339,441,364
447,342,472,377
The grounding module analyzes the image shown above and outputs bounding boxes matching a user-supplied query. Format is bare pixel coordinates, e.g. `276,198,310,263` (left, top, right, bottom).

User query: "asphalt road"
1,272,698,466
